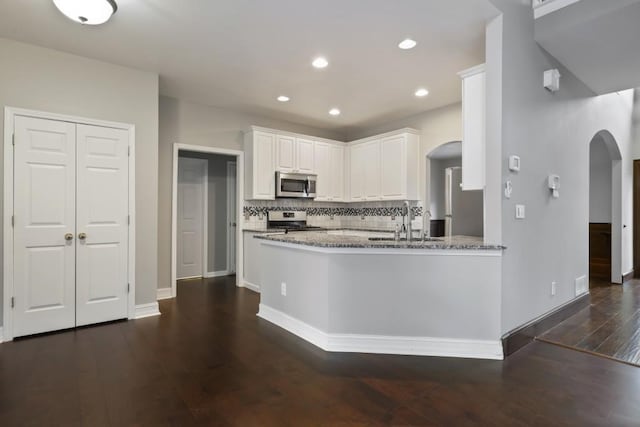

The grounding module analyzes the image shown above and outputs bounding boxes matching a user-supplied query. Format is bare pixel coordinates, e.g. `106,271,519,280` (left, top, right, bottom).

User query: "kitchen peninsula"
254,230,505,360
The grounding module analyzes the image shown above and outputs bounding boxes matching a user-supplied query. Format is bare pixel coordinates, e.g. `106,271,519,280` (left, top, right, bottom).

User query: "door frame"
3,106,136,342
176,157,208,279
226,160,237,274
171,144,244,298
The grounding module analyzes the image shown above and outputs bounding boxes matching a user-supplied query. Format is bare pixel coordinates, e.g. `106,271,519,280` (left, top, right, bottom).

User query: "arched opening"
588,130,622,286
426,141,483,238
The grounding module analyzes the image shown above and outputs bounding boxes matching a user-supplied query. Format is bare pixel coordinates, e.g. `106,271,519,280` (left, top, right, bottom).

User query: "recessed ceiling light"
53,0,118,25
398,39,417,50
277,95,290,102
312,57,329,69
329,108,341,116
415,88,429,97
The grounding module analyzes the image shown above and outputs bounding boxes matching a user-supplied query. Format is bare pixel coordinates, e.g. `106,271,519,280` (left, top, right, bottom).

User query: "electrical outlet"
551,281,557,296
575,276,587,295
281,282,287,296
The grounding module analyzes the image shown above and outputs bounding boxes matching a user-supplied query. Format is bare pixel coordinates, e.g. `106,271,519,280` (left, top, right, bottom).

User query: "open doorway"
171,144,244,298
426,141,483,238
588,130,622,286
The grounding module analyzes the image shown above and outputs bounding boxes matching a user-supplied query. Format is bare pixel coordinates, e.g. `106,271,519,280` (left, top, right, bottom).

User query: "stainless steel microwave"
275,172,317,198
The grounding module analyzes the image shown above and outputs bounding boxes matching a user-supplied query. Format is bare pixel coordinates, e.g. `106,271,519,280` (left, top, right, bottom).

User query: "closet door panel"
13,116,77,337
76,124,129,326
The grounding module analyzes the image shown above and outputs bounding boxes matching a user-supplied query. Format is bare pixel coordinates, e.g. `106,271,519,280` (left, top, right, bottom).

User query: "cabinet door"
380,135,406,200
255,132,276,198
461,68,485,190
363,141,381,200
296,138,315,173
349,144,366,201
276,135,296,172
329,144,345,201
313,142,330,201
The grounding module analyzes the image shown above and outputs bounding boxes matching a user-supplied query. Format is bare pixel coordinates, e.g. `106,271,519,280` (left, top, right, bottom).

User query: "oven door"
276,172,317,198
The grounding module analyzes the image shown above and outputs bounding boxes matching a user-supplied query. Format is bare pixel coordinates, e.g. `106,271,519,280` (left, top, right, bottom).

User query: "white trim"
242,281,261,293
171,143,245,299
533,0,581,19
226,161,237,274
3,107,136,342
157,287,172,300
256,239,503,257
134,302,161,319
258,304,503,360
204,270,230,278
203,160,209,277
0,327,3,343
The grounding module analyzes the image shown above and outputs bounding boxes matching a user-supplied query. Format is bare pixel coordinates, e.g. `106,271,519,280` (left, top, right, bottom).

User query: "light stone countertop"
253,230,505,251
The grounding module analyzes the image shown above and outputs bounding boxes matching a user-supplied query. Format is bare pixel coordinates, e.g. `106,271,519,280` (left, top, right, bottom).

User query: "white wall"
487,1,636,334
0,38,159,324
158,96,345,290
589,137,612,223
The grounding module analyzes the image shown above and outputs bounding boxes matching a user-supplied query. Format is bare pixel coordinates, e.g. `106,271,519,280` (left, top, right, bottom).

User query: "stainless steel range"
267,211,324,232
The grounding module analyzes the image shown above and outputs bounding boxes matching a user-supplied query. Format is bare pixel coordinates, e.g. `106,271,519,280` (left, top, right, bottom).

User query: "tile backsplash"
243,199,424,231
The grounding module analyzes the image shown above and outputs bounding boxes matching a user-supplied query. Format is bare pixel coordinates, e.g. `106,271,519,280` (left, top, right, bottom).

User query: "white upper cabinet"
276,134,315,174
244,130,276,200
349,139,382,202
329,144,345,201
276,135,296,172
314,141,345,202
313,142,330,200
245,126,420,203
380,133,420,200
296,138,315,173
458,64,485,191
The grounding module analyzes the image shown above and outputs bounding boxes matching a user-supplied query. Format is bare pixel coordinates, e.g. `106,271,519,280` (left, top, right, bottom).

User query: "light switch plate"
515,204,526,219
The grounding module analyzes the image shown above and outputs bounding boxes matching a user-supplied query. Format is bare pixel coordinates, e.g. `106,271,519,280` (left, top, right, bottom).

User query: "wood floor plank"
3,277,640,425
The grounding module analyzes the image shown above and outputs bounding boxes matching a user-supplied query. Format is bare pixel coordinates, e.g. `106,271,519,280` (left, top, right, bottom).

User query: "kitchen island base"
258,240,504,360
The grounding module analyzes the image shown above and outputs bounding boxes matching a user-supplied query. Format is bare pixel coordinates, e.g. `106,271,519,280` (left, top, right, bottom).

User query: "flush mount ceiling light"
312,57,329,69
277,95,290,102
53,0,118,25
398,38,417,50
329,108,341,116
415,88,429,97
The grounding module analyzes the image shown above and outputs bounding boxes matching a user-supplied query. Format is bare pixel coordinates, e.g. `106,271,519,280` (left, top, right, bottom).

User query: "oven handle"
305,177,310,195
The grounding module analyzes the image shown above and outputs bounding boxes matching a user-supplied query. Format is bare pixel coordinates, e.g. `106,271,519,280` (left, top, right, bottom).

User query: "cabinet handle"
64,233,74,241
78,233,87,240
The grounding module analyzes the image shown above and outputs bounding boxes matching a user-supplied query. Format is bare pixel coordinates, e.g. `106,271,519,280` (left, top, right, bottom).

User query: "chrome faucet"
402,200,412,242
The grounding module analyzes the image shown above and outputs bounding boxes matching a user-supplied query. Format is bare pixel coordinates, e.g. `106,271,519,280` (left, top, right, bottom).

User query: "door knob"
78,233,87,240
65,233,74,241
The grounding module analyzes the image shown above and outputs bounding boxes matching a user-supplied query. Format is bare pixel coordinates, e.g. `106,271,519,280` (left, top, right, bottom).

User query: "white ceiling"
535,0,640,95
0,0,499,135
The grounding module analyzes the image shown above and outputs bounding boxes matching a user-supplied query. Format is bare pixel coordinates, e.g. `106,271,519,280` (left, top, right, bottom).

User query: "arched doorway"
426,141,483,237
588,130,622,285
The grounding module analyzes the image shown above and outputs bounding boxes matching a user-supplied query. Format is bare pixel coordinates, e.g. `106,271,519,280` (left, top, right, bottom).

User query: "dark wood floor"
540,279,640,367
3,277,640,425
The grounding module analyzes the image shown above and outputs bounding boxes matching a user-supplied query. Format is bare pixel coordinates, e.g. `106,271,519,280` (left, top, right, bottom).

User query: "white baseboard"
258,304,503,360
134,302,161,319
204,270,229,278
0,327,3,343
242,280,260,293
157,287,173,300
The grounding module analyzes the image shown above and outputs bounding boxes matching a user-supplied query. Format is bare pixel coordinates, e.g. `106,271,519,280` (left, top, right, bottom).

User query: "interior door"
75,124,130,326
13,116,77,337
177,157,206,279
227,162,237,274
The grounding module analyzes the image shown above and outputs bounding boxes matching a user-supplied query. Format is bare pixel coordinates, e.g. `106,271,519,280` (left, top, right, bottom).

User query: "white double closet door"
13,115,130,338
